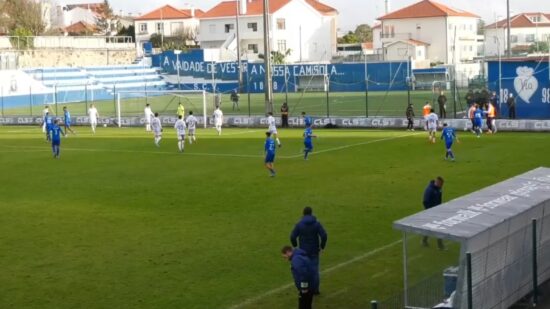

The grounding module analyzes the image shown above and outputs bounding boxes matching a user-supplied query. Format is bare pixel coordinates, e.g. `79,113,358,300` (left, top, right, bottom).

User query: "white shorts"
177,134,186,141
145,118,151,125
188,128,196,135
268,127,278,135
154,130,162,137
215,121,222,127
90,118,97,125
428,125,437,133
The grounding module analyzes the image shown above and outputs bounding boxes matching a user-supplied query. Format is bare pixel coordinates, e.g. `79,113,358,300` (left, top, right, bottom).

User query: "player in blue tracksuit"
473,105,485,137
441,123,459,161
303,126,317,160
44,112,54,141
264,132,276,177
282,246,315,309
302,112,312,128
63,106,75,135
50,119,65,159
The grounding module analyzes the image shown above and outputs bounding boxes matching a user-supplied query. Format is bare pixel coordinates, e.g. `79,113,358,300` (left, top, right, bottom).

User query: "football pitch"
0,125,549,309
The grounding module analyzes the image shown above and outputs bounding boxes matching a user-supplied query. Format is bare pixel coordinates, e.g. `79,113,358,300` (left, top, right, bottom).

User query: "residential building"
373,0,479,64
134,5,204,56
485,13,550,56
198,0,338,62
57,2,120,35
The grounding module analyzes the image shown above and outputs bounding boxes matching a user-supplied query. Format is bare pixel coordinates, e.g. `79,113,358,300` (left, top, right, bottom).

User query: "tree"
354,24,373,42
95,0,114,35
477,19,485,35
529,41,549,53
338,31,359,44
117,25,135,41
1,0,45,35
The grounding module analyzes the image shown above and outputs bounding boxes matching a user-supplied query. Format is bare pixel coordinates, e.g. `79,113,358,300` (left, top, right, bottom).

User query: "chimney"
240,0,247,15
191,7,195,17
385,0,390,14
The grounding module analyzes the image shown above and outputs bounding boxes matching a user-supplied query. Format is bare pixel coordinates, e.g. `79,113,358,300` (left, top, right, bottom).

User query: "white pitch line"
283,132,421,159
228,239,402,309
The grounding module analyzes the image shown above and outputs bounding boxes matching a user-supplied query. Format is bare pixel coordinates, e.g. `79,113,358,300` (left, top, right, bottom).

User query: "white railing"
0,36,134,50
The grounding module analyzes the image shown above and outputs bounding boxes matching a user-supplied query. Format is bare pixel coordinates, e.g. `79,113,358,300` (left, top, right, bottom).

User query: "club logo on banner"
514,66,538,103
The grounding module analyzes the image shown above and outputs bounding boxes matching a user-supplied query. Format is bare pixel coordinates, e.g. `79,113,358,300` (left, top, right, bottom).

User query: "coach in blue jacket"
282,246,315,309
290,206,328,295
422,177,445,249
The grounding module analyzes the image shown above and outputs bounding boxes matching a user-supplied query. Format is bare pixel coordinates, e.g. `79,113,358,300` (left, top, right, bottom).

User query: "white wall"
447,16,478,63
63,7,96,27
485,26,550,56
135,17,200,56
385,42,425,61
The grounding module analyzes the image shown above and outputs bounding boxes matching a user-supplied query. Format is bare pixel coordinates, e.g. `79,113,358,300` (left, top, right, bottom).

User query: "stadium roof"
394,167,550,243
486,13,550,29
135,5,205,21
378,0,479,20
201,0,337,19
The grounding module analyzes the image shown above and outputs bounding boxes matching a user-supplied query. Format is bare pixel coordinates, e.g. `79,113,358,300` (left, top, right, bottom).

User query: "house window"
277,40,287,52
526,34,535,42
383,25,394,37
209,24,216,34
511,35,518,43
139,23,147,33
469,45,473,52
171,22,183,35
277,18,286,30
247,22,258,32
248,44,258,53
156,22,164,34
225,23,235,33
417,49,422,57
530,15,541,23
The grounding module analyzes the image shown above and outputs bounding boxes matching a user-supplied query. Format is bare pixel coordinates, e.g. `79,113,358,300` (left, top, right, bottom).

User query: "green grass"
0,126,549,309
2,90,463,118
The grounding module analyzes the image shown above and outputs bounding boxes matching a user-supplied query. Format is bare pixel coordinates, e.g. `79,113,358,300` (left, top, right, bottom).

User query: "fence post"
54,84,58,116
365,79,369,118
85,84,88,115
1,86,4,116
29,86,33,116
467,252,473,309
325,75,330,118
370,300,378,309
532,218,538,306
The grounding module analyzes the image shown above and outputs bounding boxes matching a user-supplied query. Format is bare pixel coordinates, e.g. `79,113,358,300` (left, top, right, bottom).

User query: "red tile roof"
135,5,204,21
378,0,478,20
64,21,98,34
362,42,373,49
485,13,550,29
201,0,337,18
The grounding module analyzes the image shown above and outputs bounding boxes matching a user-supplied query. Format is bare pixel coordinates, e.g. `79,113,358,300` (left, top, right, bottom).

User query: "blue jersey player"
63,106,75,135
473,105,485,137
44,112,54,141
264,132,276,177
302,112,312,128
303,126,317,160
50,119,65,159
441,123,459,161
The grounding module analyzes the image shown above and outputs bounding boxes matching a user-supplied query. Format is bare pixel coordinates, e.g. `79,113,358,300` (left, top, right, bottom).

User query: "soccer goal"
115,90,211,128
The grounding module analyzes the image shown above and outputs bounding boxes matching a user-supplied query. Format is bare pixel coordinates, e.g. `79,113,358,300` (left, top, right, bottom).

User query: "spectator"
405,103,415,131
437,91,447,118
281,102,289,128
507,93,516,119
214,93,222,108
422,177,445,250
465,90,475,107
290,206,327,295
281,245,315,309
230,90,240,111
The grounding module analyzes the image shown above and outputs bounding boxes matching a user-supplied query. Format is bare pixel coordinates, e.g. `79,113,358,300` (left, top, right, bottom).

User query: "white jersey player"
174,115,187,152
186,111,198,144
42,105,50,133
144,104,154,132
266,112,281,147
426,109,439,143
151,112,163,147
88,104,99,134
213,107,223,136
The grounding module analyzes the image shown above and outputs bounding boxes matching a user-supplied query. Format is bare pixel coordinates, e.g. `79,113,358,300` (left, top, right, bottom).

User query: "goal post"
115,90,210,128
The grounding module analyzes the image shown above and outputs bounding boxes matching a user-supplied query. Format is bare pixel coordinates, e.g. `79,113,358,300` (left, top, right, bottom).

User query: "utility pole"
506,0,511,57
236,0,243,93
262,0,273,113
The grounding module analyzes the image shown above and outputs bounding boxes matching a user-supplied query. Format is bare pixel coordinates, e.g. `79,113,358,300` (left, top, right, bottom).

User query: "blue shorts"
52,140,60,146
445,141,453,150
65,122,71,127
304,141,313,151
474,119,482,127
265,153,275,163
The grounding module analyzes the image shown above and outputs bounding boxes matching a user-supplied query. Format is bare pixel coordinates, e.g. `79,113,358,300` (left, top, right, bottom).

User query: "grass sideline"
0,126,548,309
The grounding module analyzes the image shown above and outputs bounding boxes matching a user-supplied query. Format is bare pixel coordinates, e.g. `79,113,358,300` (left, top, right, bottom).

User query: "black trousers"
509,106,516,119
438,103,446,118
299,290,313,309
282,115,289,128
407,117,414,129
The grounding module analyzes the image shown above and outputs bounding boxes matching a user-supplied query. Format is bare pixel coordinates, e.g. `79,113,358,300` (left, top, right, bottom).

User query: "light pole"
262,0,273,113
236,0,243,93
493,36,502,110
174,50,182,90
506,0,511,57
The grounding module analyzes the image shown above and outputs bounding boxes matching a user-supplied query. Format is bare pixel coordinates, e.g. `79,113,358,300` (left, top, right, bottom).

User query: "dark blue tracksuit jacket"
290,248,315,290
423,180,442,209
290,215,328,256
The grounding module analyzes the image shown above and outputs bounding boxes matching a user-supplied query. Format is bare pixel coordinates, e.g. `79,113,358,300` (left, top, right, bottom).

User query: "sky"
61,0,549,32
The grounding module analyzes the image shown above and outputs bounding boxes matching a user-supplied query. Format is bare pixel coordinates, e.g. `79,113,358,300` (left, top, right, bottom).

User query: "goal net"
115,90,212,128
